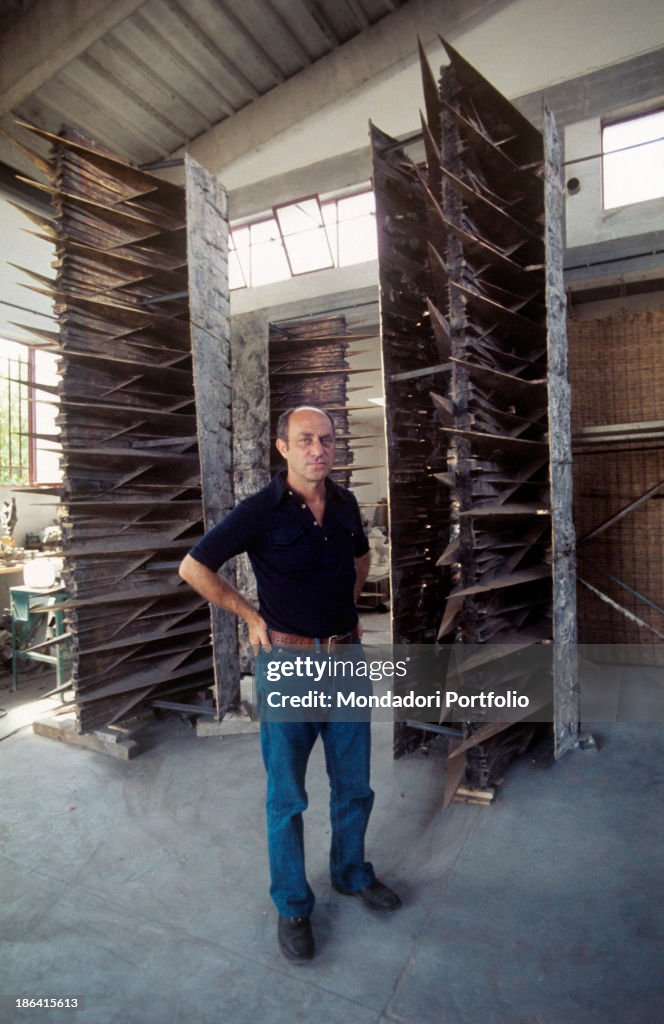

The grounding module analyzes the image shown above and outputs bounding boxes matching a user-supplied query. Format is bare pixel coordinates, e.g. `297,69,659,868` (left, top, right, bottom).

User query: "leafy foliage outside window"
0,339,31,485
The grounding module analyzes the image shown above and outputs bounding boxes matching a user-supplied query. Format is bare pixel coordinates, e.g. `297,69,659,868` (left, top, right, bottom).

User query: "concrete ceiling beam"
184,0,518,173
0,0,147,116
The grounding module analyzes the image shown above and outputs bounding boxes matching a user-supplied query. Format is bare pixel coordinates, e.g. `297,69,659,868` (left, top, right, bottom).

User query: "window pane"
228,232,244,290
276,198,323,235
283,228,334,274
34,349,61,483
275,198,334,274
337,192,375,220
603,111,664,209
338,213,378,266
228,249,247,290
322,202,339,265
250,218,280,244
250,239,291,286
227,189,379,287
231,226,250,248
0,338,30,484
230,228,251,286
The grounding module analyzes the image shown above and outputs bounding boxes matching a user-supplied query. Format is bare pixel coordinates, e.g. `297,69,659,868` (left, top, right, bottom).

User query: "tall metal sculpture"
372,39,577,797
13,123,236,732
268,313,379,487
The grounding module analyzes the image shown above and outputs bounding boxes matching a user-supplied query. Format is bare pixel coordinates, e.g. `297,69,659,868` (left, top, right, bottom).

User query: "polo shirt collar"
268,469,350,508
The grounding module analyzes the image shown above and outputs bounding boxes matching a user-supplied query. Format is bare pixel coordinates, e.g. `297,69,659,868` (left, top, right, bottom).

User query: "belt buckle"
326,631,352,652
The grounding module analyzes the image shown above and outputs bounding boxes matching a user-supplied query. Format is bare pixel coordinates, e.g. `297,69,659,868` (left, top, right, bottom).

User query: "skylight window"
323,192,377,267
228,231,247,291
602,110,664,210
274,197,334,275
228,188,378,290
247,218,291,286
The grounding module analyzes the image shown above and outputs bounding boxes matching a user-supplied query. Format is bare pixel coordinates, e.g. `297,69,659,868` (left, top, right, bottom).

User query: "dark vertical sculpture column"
14,122,232,731
268,313,363,487
370,124,450,646
372,39,578,792
370,118,451,756
432,43,552,789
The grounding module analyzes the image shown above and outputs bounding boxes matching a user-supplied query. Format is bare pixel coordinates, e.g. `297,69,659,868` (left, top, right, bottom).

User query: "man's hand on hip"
179,554,271,651
247,611,272,652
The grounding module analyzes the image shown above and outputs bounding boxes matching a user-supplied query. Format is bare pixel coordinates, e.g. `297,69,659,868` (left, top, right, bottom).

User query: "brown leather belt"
269,628,360,649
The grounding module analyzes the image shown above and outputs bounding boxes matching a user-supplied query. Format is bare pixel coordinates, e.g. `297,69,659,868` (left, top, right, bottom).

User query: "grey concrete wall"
156,0,663,221
515,48,664,132
230,260,377,318
515,47,664,256
0,196,54,342
564,117,664,249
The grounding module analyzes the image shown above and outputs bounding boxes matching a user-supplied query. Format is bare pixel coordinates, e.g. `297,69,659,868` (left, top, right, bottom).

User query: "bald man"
179,406,400,963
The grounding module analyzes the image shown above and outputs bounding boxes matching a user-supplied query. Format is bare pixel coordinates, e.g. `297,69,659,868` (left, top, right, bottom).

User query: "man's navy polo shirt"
188,471,370,638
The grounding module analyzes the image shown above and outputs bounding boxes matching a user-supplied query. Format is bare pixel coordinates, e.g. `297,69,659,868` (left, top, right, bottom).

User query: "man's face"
276,409,335,487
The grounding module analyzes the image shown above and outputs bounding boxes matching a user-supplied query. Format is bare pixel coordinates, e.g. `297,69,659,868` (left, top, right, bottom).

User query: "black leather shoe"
334,879,402,913
277,915,315,962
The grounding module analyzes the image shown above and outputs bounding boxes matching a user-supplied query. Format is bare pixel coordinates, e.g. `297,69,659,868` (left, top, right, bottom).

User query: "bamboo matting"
568,310,664,658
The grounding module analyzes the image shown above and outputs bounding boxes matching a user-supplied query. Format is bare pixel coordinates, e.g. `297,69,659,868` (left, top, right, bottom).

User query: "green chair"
10,585,69,699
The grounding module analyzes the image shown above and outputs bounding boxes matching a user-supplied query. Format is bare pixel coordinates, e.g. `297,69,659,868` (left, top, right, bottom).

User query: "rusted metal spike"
437,160,544,254
7,199,55,232
430,390,455,426
451,281,546,346
9,263,55,290
450,356,546,400
8,321,60,344
426,253,450,318
0,127,53,176
439,425,547,456
420,111,442,200
439,37,543,158
14,118,185,205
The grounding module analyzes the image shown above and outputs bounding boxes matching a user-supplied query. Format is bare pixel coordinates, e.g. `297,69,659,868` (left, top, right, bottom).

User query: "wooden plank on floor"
33,711,143,759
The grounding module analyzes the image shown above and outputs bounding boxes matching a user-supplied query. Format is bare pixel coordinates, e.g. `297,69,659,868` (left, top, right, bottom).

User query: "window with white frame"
602,109,664,210
323,191,377,267
228,187,378,290
0,339,31,484
0,338,61,485
275,196,334,275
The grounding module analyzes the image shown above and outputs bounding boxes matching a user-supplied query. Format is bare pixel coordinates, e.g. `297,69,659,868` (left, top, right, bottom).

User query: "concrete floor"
1,644,663,1024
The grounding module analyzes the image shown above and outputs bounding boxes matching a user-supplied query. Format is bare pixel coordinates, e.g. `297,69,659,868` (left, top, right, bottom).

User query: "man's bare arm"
354,551,371,605
178,553,271,650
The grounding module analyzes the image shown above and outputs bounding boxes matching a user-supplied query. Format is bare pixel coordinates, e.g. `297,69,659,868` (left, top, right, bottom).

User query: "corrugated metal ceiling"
1,0,407,178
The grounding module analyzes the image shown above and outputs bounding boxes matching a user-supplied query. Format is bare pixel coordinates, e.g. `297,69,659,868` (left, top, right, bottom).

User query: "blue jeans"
259,713,376,917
